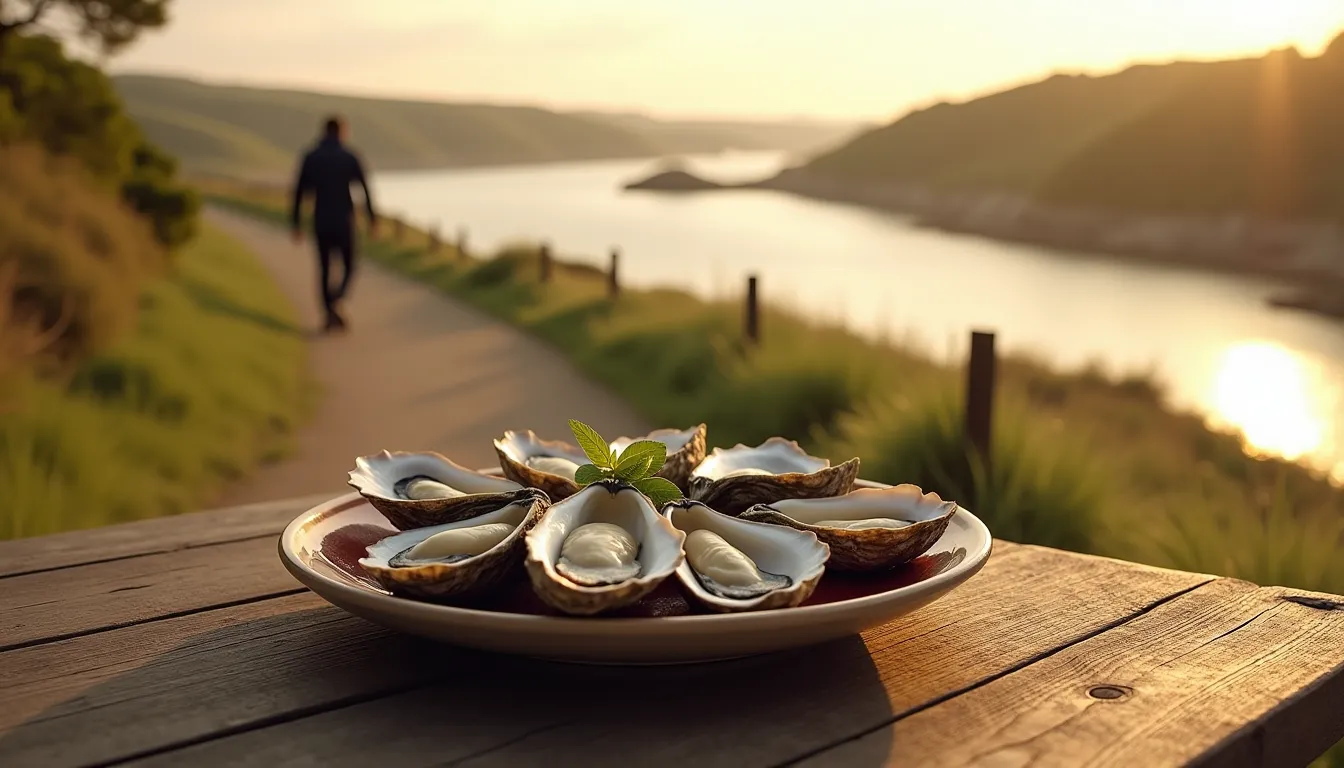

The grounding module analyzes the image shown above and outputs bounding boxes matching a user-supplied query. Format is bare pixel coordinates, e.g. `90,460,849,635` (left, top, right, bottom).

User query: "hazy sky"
105,0,1344,120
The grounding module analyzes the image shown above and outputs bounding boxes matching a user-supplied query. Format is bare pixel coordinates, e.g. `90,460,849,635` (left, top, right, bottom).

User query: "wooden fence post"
540,242,552,283
457,227,468,257
745,275,760,344
428,225,440,254
392,217,404,241
608,247,620,298
965,330,996,475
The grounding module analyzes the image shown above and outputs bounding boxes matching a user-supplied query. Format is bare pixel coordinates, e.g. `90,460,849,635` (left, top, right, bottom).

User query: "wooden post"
392,217,404,241
457,227,468,258
745,275,760,344
428,225,440,254
540,242,552,283
608,247,620,298
965,330,996,475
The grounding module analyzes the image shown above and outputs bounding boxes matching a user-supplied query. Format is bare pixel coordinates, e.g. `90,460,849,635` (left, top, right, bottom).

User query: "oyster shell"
524,479,686,615
739,484,956,572
494,430,590,500
609,424,707,491
687,438,860,515
348,450,531,529
663,499,829,613
359,489,548,599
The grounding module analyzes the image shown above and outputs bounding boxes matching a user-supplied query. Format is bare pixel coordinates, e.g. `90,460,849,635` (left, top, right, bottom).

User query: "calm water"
373,152,1344,479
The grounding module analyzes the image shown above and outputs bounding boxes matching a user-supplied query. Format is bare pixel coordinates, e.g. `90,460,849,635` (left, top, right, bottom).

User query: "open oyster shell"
663,499,828,613
524,479,686,616
739,484,956,572
610,424,707,491
688,437,860,515
358,489,548,600
348,450,531,530
493,430,590,501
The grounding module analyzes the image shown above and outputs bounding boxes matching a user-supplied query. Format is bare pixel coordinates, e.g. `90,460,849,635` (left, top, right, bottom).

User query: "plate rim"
278,478,994,632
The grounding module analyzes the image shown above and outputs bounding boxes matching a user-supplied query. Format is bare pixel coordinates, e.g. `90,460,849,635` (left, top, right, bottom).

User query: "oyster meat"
494,430,591,500
359,489,548,599
524,479,685,615
740,484,956,572
556,522,641,585
348,450,530,530
685,530,790,599
609,424,707,491
688,437,860,515
664,499,828,613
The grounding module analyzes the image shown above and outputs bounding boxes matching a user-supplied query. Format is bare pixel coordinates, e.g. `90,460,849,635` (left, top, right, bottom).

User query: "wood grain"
0,593,450,768
0,536,304,650
0,494,323,578
115,543,1209,768
801,579,1344,768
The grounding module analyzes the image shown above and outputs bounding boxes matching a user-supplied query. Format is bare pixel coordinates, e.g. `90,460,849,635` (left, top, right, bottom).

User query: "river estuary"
373,151,1344,480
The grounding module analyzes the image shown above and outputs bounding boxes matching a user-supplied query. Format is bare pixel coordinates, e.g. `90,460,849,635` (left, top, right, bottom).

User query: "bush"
0,33,198,250
0,144,165,373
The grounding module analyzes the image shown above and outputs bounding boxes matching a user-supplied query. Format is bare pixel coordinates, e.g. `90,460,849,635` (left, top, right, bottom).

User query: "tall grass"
0,226,311,539
0,144,166,373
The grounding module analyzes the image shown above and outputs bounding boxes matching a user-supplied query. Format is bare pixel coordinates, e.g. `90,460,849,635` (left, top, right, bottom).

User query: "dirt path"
208,207,650,507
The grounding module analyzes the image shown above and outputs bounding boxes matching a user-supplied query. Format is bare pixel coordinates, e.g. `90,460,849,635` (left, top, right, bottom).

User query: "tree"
0,0,169,55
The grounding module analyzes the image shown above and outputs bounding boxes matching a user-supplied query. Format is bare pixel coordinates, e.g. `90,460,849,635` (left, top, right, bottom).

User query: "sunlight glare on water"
1210,342,1328,465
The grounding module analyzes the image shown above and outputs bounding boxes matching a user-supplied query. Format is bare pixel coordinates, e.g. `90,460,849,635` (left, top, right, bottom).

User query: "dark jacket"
290,136,376,234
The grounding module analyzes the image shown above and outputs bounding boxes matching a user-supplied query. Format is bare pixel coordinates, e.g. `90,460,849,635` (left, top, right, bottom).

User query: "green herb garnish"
568,419,684,507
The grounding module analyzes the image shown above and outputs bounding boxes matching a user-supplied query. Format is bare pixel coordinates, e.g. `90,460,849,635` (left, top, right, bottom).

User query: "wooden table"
2,496,1343,767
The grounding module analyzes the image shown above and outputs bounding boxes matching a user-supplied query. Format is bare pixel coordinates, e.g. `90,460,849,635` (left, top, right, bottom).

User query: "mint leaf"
574,464,606,486
569,419,614,468
614,440,667,477
614,455,653,481
633,477,683,507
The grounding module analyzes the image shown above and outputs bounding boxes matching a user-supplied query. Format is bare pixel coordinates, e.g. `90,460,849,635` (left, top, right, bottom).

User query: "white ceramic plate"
278,479,993,664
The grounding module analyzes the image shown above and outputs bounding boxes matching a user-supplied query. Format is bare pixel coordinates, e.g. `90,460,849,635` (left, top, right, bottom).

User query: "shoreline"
629,167,1344,321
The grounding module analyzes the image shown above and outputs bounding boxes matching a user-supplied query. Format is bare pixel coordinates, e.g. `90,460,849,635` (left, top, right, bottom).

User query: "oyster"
664,500,828,613
359,489,548,599
739,484,957,572
524,479,685,615
687,438,860,515
348,450,532,530
494,430,590,500
609,424,707,491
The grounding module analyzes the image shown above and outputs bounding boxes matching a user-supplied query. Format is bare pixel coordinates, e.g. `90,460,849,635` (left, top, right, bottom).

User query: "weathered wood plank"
801,580,1344,768
0,593,439,768
108,543,1208,768
0,494,324,578
0,535,305,650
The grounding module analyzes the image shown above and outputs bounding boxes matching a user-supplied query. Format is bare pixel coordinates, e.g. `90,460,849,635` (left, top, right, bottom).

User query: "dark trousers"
315,224,355,318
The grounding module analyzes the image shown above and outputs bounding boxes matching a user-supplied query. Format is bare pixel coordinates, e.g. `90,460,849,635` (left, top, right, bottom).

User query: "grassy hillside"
1,224,310,539
113,74,857,179
802,32,1344,220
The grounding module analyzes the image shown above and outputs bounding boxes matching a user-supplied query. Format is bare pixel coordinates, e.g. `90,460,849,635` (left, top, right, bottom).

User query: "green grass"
0,225,311,539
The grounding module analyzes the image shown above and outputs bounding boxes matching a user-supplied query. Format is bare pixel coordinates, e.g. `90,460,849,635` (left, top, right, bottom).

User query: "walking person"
290,115,377,333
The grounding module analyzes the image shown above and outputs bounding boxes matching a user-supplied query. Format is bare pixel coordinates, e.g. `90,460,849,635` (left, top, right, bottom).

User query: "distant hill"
112,74,858,180
795,32,1344,221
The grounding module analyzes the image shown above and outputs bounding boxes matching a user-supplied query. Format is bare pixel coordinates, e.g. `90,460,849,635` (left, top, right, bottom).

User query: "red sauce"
317,523,967,616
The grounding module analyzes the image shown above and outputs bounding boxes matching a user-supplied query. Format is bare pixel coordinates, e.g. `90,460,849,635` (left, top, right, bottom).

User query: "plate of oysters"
278,423,993,664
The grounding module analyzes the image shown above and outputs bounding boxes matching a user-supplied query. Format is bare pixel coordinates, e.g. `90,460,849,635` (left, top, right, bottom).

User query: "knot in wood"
1088,685,1131,700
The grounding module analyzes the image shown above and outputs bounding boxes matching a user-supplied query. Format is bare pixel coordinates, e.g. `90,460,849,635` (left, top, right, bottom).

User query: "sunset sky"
105,0,1344,120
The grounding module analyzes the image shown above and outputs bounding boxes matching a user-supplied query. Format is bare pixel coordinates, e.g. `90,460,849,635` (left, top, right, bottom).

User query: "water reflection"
1210,341,1327,465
